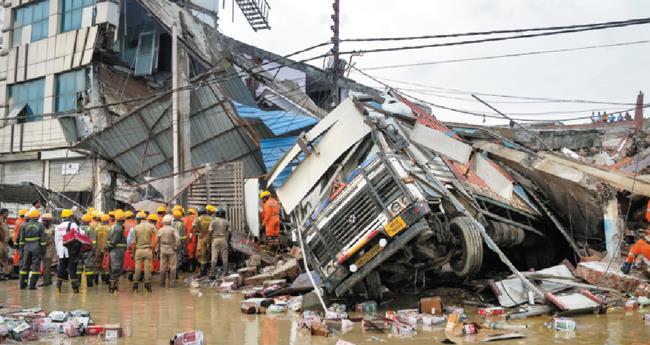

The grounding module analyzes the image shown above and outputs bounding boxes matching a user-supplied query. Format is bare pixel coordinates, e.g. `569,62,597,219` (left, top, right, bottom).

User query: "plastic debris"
546,317,577,331
171,330,205,345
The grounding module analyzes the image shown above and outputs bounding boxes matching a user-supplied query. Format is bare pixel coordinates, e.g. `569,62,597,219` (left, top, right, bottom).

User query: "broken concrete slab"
270,258,301,280
410,122,472,164
576,261,643,292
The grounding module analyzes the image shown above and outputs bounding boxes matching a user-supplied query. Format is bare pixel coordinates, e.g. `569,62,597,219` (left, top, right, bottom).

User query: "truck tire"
364,271,383,302
449,216,483,277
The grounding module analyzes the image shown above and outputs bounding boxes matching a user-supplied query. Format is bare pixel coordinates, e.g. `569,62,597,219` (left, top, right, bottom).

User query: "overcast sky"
218,0,650,125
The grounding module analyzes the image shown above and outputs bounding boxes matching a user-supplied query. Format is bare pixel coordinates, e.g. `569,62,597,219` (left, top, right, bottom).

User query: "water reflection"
2,281,650,345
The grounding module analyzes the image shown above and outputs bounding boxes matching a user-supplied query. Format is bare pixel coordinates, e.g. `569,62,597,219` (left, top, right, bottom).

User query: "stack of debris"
0,307,123,342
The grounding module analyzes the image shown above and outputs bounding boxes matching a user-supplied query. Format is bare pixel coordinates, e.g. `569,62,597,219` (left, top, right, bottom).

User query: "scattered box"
171,330,205,345
420,297,443,316
103,324,123,340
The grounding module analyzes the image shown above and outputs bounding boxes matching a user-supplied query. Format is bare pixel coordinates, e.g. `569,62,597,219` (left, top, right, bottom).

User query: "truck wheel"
449,216,483,277
364,271,383,302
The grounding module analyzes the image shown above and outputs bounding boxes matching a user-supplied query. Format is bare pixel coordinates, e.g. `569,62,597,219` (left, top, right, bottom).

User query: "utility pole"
172,24,181,203
171,24,192,204
330,0,340,108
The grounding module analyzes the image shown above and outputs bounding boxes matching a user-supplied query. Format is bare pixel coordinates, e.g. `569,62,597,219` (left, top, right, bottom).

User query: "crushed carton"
49,311,70,323
171,330,205,345
355,301,377,315
420,297,443,316
103,324,123,340
86,325,105,336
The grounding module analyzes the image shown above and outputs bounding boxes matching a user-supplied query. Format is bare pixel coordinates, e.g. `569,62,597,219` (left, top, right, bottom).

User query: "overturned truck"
268,96,573,301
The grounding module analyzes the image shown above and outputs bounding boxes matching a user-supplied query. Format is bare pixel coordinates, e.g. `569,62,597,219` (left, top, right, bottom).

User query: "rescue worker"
123,211,138,278
132,213,157,292
192,207,213,278
38,213,55,287
260,191,281,247
95,214,111,285
90,210,100,229
0,208,10,280
172,209,186,278
79,213,97,287
155,206,167,230
208,208,231,280
157,214,180,288
645,199,650,224
183,208,198,272
108,211,116,226
18,209,46,290
12,209,28,274
622,230,650,277
106,209,127,293
54,209,82,293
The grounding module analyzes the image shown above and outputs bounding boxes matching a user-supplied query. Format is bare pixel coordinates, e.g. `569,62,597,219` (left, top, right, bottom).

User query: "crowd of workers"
590,111,633,124
0,190,283,293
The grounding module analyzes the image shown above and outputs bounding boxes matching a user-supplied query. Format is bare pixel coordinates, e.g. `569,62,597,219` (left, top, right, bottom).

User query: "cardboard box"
171,330,205,345
86,325,105,336
420,297,443,316
103,324,123,340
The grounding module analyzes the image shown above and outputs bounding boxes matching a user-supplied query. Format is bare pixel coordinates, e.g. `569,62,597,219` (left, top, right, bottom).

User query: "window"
8,78,46,122
55,68,90,112
60,0,96,33
12,0,50,46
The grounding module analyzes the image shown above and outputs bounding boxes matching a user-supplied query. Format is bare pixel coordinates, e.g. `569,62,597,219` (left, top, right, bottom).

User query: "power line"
342,17,650,42
352,72,637,106
338,18,650,56
360,39,650,71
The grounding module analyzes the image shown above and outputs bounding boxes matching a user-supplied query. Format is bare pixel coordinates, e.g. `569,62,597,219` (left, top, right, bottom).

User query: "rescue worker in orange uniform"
192,207,212,277
12,209,28,271
155,206,167,230
183,208,198,272
260,191,281,246
622,230,650,277
123,211,138,276
645,199,650,223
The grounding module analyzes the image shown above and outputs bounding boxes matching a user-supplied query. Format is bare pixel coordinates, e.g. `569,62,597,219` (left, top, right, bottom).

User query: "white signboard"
61,162,80,175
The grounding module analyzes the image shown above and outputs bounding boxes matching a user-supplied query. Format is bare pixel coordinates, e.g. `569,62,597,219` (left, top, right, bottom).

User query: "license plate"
385,216,407,237
354,244,383,269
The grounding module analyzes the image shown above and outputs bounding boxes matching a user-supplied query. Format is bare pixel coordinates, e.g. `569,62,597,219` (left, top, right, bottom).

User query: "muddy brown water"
2,280,650,345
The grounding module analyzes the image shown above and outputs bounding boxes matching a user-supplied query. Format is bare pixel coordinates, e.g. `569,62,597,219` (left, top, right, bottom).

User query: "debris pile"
0,307,123,342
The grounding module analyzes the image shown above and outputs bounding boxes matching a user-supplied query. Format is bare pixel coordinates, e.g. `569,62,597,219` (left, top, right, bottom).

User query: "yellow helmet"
61,209,74,218
136,211,147,219
81,213,93,223
188,208,197,215
206,204,216,213
87,207,95,214
28,209,41,219
100,214,110,222
108,211,116,217
125,210,134,218
156,206,167,214
19,209,28,217
259,190,271,199
172,209,183,219
147,214,158,222
41,213,53,221
91,210,100,218
114,209,125,221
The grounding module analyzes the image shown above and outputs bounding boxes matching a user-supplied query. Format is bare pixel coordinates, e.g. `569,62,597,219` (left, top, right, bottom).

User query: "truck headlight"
349,264,358,273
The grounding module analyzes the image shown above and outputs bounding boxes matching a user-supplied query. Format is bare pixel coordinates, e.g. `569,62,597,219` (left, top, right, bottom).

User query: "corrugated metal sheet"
235,102,317,136
48,158,93,192
217,64,257,106
260,136,299,187
186,161,246,233
80,76,265,180
2,161,43,185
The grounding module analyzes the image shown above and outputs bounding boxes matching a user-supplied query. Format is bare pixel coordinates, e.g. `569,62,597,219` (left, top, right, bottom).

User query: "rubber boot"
56,279,63,293
28,275,39,290
102,274,110,285
19,275,28,290
159,272,166,288
113,280,119,293
86,274,94,288
200,264,208,278
71,280,80,293
94,274,99,286
108,281,115,293
144,282,152,293
133,282,139,292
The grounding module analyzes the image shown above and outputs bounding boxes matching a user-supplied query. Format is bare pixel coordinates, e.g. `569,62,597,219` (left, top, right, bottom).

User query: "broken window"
114,0,165,76
60,0,96,33
8,78,46,122
55,68,90,112
133,29,158,76
12,0,50,47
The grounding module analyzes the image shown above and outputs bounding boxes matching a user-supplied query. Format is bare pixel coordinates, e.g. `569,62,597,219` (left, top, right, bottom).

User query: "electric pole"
330,0,340,108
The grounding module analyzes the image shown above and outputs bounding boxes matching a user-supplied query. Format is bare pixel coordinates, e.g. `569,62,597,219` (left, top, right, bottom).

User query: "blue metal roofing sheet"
260,136,300,187
235,102,317,136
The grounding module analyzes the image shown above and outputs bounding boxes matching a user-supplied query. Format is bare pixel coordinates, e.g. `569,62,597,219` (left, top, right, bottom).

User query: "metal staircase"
235,0,271,31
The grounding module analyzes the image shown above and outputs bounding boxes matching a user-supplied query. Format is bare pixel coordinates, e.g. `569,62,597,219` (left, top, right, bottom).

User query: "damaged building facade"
0,0,373,213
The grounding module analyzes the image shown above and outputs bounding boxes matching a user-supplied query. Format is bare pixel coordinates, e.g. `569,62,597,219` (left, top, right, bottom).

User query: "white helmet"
162,214,174,224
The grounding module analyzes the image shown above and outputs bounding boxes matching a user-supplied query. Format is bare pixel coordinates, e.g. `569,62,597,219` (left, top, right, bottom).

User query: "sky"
218,0,650,125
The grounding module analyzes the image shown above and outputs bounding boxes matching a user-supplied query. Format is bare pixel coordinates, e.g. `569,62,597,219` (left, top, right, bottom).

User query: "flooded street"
2,280,650,345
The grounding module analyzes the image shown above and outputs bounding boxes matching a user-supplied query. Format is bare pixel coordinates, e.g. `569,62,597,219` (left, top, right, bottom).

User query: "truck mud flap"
334,220,429,297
